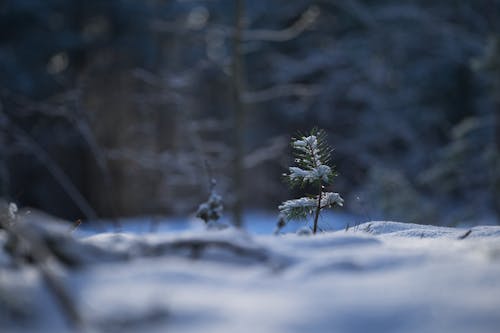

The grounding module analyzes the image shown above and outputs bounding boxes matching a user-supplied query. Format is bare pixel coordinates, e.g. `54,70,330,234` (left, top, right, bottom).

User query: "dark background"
1,0,499,226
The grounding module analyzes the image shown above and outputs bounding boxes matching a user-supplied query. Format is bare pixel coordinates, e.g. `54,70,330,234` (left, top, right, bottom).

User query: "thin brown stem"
313,182,322,234
304,134,323,234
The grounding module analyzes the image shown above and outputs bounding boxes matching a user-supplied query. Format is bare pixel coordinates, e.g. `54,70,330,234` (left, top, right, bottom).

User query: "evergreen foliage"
279,129,343,234
196,178,224,226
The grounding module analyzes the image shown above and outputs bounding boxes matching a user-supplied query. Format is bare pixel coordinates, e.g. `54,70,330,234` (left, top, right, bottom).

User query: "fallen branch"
458,229,472,240
0,211,86,331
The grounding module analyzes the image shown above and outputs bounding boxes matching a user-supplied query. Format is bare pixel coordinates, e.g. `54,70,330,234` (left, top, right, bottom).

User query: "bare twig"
2,115,97,220
151,5,319,43
243,136,287,169
242,6,320,42
458,229,472,240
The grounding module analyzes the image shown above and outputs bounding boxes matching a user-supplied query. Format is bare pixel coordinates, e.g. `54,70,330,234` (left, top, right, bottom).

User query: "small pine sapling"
196,162,225,229
196,178,223,224
278,129,344,234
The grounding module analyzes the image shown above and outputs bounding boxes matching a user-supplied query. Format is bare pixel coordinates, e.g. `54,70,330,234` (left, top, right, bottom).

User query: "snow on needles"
280,130,343,227
289,165,331,183
279,192,344,219
292,135,321,164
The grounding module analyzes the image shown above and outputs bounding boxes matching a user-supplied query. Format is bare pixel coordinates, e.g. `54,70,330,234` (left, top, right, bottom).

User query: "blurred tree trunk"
493,77,500,220
487,2,500,224
231,0,246,227
490,32,500,220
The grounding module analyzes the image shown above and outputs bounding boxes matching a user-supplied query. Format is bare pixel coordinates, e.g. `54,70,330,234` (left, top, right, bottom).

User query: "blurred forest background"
1,0,499,226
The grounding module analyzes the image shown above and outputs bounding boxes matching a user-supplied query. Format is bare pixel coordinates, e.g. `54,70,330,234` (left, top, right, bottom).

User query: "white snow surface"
2,221,500,333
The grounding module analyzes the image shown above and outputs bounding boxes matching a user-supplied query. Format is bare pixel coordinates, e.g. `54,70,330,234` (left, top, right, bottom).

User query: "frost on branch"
284,131,336,188
289,165,331,184
322,192,344,207
279,197,316,219
196,178,225,229
279,192,344,220
196,191,223,223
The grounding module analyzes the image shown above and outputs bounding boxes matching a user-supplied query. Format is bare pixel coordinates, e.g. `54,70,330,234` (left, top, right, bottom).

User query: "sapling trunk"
231,0,246,228
313,182,322,234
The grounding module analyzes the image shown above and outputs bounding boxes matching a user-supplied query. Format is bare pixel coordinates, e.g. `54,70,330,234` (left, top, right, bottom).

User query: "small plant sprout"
278,128,344,234
196,162,224,229
196,178,223,224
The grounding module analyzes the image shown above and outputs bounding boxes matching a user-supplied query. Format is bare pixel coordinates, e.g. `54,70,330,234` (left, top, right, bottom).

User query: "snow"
195,191,223,224
292,135,317,150
2,220,500,333
289,164,331,183
279,196,317,216
354,221,500,238
292,135,322,165
278,192,344,220
8,202,18,219
288,134,332,184
321,191,344,207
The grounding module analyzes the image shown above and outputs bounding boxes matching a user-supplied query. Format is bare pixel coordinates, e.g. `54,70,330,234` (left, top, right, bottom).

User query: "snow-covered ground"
2,218,500,333
81,210,356,235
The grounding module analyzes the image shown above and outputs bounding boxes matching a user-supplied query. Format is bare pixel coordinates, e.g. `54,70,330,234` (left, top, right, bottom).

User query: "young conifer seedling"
196,162,225,230
279,129,344,234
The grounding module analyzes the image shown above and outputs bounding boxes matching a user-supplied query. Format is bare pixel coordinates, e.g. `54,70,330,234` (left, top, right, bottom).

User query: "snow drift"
1,217,500,333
